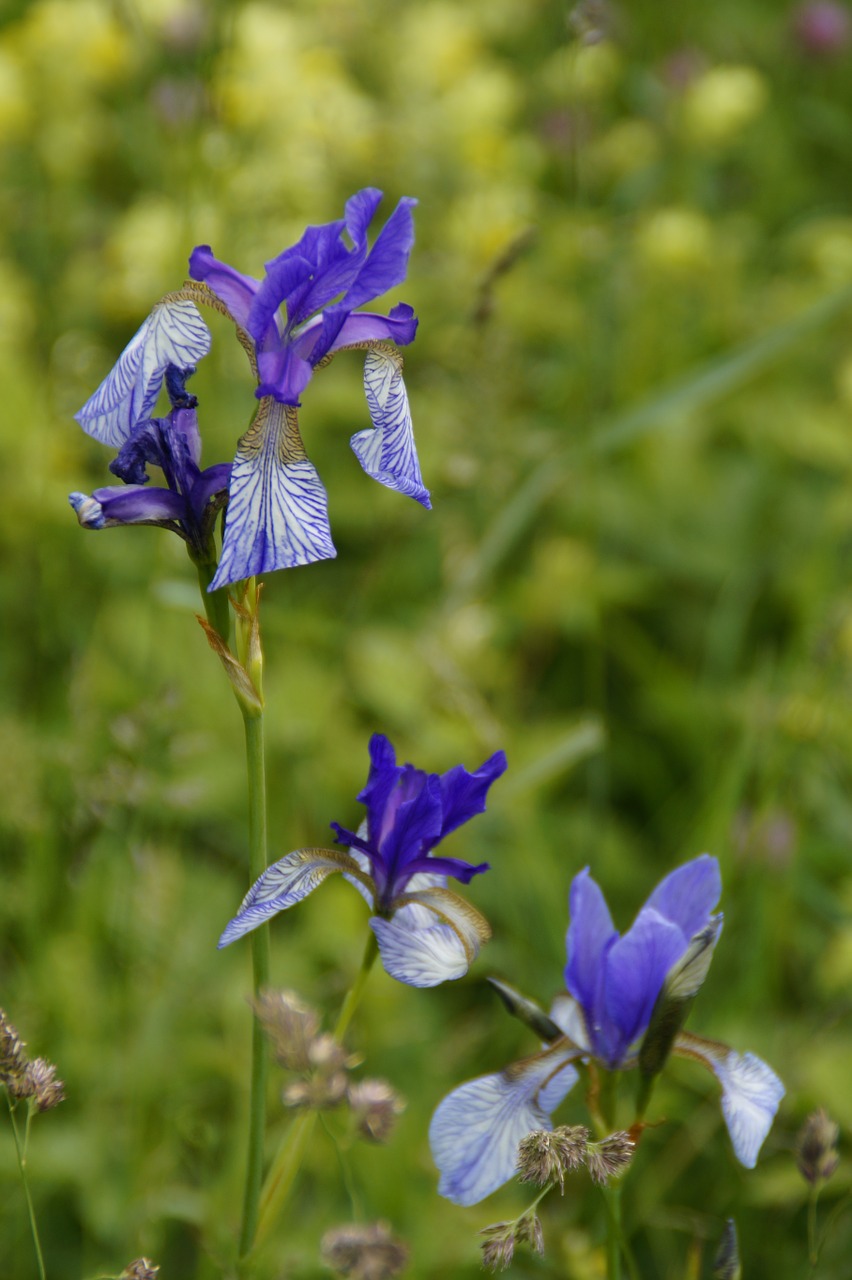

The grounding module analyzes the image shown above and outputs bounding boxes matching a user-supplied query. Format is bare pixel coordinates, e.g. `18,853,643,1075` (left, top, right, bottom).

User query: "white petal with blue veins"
350,347,430,506
211,399,336,588
75,300,211,447
371,915,470,987
430,1046,581,1206
675,1031,785,1168
218,847,366,947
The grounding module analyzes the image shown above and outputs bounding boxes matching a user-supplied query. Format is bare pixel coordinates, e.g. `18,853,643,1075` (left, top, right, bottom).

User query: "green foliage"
1,0,851,1275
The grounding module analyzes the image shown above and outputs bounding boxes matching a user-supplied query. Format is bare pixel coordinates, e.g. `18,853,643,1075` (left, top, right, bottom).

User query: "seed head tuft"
321,1220,409,1279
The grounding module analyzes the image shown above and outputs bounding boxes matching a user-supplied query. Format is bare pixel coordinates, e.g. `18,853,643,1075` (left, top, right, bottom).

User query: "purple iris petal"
184,190,425,588
438,752,509,838
565,856,722,1068
332,733,505,911
71,360,230,555
188,246,260,331
300,304,419,360
602,908,686,1065
644,854,722,939
190,462,232,516
90,484,187,524
565,869,617,1031
190,189,419,408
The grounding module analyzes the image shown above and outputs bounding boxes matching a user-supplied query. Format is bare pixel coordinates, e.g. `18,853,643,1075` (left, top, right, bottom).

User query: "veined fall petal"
211,398,335,590
75,300,211,447
429,1045,581,1207
675,1030,785,1168
350,346,430,507
372,886,491,988
218,847,371,948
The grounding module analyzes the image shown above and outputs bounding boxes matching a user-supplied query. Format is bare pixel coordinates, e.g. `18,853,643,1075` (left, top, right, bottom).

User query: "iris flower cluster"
71,189,427,589
430,855,785,1206
219,734,507,988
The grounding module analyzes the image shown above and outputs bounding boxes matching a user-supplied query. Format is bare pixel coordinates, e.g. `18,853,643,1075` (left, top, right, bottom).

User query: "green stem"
334,932,379,1040
808,1185,820,1274
604,1183,622,1280
194,558,231,643
6,1097,46,1280
237,709,271,1265
253,931,380,1251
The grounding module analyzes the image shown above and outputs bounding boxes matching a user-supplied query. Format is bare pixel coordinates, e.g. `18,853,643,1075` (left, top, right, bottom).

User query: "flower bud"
639,917,722,1088
711,1219,741,1280
488,977,563,1042
797,1108,840,1185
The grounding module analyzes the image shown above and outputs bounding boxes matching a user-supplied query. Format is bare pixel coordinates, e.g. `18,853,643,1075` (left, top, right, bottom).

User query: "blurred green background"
2,0,852,1275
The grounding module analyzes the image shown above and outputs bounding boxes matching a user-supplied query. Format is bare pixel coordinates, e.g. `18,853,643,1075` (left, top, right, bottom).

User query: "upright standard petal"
602,908,689,1066
211,398,336,589
218,846,371,948
430,1046,581,1206
644,854,722,941
189,246,261,331
75,300,211,447
565,869,617,1036
437,750,508,838
350,347,431,507
675,1031,785,1168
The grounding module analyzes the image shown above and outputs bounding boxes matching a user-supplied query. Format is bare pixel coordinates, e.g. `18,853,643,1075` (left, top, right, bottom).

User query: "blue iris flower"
70,360,231,558
430,856,785,1206
72,190,428,589
218,733,508,988
189,188,429,589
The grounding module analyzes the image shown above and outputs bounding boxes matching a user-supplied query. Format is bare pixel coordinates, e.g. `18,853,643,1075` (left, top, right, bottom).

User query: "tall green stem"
604,1184,622,1280
6,1098,46,1280
237,707,270,1264
598,1070,621,1280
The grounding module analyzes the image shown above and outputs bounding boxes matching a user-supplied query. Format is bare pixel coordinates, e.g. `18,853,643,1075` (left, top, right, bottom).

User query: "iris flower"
70,364,230,556
219,733,508,988
72,189,427,589
189,187,429,589
430,855,784,1206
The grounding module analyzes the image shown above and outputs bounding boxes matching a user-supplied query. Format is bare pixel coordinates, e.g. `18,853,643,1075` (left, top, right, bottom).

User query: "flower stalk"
6,1098,46,1280
234,581,270,1265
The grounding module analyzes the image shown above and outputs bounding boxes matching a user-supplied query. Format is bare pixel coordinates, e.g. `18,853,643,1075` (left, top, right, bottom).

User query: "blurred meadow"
2,0,852,1275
